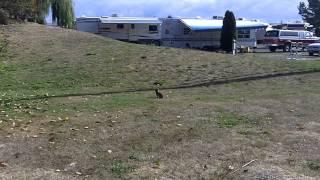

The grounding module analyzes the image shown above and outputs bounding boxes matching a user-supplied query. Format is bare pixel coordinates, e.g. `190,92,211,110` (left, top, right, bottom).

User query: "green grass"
0,92,153,123
0,37,7,54
110,161,136,178
307,160,320,171
216,113,249,128
2,24,320,179
0,34,7,73
1,23,320,102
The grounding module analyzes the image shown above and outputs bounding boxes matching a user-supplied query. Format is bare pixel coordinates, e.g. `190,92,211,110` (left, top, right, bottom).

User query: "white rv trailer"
76,17,101,34
99,17,162,44
161,18,269,50
76,16,162,45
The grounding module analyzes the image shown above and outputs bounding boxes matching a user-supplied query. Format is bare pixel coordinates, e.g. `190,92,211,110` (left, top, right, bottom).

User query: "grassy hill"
1,24,320,179
1,23,320,101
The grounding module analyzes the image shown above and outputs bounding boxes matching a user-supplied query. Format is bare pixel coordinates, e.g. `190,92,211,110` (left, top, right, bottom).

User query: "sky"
73,0,305,23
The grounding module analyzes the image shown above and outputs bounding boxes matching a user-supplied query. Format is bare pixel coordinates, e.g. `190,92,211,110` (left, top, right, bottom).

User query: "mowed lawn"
0,24,320,179
1,23,320,101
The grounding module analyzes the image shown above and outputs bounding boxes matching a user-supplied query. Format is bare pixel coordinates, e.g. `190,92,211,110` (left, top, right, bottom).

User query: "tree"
0,0,33,20
0,9,9,25
33,0,75,28
298,0,320,35
220,10,236,52
31,0,51,24
50,0,75,28
0,0,74,28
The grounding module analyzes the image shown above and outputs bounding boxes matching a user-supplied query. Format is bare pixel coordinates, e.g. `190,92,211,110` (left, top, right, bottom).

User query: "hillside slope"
0,24,320,179
1,23,320,101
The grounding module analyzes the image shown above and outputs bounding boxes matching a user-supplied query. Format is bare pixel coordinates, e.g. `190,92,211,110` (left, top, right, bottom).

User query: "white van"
263,30,320,52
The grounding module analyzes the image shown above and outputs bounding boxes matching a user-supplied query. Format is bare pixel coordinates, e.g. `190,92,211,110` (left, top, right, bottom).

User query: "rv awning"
180,19,269,31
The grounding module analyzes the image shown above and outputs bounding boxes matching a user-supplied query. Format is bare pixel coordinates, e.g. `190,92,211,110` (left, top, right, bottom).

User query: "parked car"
263,30,320,52
307,43,320,56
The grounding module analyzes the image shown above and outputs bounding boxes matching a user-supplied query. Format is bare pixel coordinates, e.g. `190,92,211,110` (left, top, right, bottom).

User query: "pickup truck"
263,30,320,52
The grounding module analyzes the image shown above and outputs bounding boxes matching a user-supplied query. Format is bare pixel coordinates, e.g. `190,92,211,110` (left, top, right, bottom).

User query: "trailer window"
131,24,135,29
100,27,110,32
117,24,124,29
265,30,279,37
280,31,299,37
149,25,158,32
238,29,250,38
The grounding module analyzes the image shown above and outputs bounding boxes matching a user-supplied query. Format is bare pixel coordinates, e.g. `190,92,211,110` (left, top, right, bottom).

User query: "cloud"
74,0,303,22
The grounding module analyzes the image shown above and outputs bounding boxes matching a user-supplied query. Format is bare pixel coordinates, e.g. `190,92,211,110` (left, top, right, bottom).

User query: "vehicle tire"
269,46,276,52
283,44,291,52
309,52,314,56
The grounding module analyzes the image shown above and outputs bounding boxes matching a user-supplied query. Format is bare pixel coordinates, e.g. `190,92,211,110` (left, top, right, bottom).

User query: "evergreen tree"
298,0,320,33
220,10,236,52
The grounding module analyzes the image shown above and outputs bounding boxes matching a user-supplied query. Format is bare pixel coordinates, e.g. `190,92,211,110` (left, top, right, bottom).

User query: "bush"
0,9,9,25
220,10,236,52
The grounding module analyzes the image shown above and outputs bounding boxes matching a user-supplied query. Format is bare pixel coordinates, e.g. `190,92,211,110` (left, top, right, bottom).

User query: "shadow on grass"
2,68,320,103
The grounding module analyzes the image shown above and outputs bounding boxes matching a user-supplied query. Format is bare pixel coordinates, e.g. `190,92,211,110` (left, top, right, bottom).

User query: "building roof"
100,17,161,24
180,18,269,31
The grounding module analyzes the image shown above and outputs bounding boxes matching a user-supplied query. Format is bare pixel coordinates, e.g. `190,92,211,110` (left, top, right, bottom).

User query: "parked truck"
263,29,320,52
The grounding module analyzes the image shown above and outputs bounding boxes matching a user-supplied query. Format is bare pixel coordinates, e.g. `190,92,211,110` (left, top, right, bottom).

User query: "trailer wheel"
269,46,277,52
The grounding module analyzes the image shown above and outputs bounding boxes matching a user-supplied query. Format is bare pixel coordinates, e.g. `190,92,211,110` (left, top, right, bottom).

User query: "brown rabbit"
155,89,163,99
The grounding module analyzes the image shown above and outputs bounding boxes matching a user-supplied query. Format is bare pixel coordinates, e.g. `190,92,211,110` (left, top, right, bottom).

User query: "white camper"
161,17,269,50
76,16,162,45
76,17,101,34
99,17,161,44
